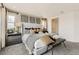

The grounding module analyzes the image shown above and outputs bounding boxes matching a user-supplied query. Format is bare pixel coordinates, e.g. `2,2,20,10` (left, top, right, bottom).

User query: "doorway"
51,18,58,34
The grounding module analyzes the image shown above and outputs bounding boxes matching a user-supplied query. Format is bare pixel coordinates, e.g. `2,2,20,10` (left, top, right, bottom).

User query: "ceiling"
4,3,79,18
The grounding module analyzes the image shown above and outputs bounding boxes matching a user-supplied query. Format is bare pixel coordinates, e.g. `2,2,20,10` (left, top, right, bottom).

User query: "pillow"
30,29,35,34
53,34,60,39
37,28,40,32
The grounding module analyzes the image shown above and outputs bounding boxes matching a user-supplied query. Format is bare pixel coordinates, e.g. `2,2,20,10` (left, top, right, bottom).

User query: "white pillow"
53,35,60,39
22,34,30,43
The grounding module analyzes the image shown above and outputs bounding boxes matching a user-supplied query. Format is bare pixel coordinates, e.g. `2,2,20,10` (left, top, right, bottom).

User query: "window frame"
7,15,15,29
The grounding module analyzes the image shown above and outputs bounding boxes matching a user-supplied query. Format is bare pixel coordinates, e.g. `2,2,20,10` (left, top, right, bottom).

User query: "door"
51,18,58,34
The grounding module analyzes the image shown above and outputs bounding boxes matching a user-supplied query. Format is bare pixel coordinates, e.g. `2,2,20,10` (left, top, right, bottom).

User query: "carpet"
0,41,79,55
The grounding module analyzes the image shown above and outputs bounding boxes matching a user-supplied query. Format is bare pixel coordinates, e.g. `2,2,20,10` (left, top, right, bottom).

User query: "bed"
22,23,47,54
22,23,66,55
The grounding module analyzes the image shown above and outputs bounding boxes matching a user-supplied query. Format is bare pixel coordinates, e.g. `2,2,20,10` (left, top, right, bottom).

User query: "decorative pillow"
30,29,35,34
37,28,40,33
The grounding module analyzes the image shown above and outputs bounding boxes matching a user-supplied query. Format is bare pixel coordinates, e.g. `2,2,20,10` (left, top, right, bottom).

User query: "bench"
41,38,66,55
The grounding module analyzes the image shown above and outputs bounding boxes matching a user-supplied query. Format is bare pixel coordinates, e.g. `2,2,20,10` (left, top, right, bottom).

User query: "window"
30,17,35,23
7,15,15,29
41,18,47,29
21,15,28,22
36,18,41,24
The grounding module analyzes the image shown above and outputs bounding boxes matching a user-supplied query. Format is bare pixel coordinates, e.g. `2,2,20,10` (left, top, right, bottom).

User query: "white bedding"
22,33,60,55
22,34,31,44
34,39,46,49
22,33,45,54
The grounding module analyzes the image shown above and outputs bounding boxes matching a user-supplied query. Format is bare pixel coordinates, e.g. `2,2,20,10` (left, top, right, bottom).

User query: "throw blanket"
34,35,55,49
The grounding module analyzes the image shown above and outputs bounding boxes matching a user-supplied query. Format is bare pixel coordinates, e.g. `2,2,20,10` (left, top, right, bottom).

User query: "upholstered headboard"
22,23,42,34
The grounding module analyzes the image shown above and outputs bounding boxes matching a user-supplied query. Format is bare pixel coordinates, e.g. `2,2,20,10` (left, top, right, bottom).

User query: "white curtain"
0,8,2,50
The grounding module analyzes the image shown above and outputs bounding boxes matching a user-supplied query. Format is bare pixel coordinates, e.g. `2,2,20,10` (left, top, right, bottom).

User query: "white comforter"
22,34,30,44
22,33,45,54
22,33,60,55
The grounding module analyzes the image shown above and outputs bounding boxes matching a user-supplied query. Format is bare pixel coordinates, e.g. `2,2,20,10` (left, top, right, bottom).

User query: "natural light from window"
7,15,15,29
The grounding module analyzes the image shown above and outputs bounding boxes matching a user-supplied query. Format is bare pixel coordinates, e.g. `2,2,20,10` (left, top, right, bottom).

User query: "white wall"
59,12,74,42
58,11,79,42
74,12,79,42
